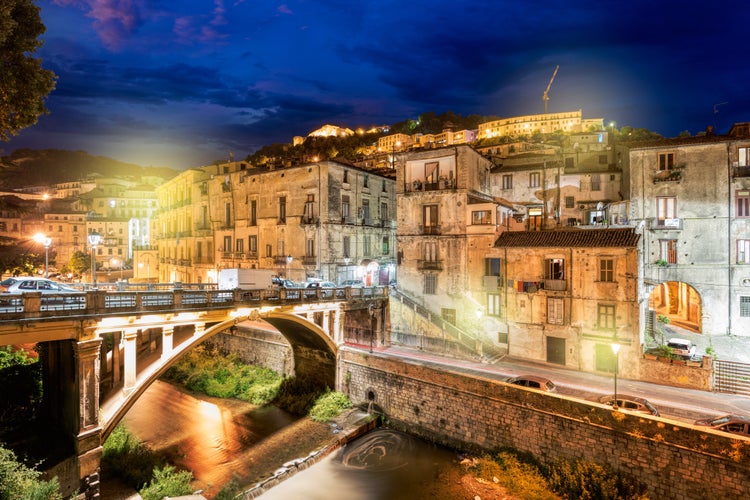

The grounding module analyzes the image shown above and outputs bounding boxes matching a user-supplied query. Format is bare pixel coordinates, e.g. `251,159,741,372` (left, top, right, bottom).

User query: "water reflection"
259,429,458,500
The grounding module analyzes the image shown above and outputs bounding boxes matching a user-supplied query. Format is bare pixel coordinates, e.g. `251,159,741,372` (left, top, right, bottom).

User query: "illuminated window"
656,197,677,225
472,210,492,225
597,304,616,329
738,240,750,264
487,294,501,317
739,147,750,167
544,258,564,280
599,259,614,282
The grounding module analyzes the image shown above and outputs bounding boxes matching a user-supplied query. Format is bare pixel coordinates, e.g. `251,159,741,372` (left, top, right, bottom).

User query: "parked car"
694,415,750,437
340,279,365,288
0,277,79,294
305,281,337,289
506,375,557,392
666,338,697,360
598,394,660,416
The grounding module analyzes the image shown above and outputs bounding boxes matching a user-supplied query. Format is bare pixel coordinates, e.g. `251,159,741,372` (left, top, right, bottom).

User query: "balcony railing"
483,275,501,290
405,178,456,192
650,218,683,230
733,166,750,178
300,216,318,225
653,167,684,183
420,224,441,235
301,256,317,266
543,279,567,291
417,259,443,271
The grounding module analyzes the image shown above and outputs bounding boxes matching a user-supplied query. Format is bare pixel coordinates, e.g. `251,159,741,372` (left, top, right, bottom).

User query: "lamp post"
611,343,621,408
34,233,52,278
286,254,293,280
368,302,375,353
88,232,101,287
344,256,350,281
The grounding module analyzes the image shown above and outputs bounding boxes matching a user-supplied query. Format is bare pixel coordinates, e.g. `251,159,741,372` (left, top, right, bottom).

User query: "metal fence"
714,359,750,396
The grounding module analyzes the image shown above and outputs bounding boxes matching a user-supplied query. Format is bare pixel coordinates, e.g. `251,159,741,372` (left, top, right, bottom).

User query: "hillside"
0,149,179,189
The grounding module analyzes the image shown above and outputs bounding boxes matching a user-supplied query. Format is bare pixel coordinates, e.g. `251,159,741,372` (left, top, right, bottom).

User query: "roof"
494,228,640,248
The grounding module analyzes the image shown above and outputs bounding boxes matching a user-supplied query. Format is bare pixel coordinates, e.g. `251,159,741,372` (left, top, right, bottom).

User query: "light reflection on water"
259,429,457,500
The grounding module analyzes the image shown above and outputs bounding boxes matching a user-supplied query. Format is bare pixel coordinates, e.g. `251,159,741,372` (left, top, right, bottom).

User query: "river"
102,380,501,499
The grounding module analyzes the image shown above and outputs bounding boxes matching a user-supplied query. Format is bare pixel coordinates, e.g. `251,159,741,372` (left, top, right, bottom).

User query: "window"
660,239,677,264
658,152,675,171
597,304,616,329
343,170,349,183
544,258,564,280
265,244,272,257
363,235,371,256
656,197,677,225
225,202,231,227
343,236,350,258
342,195,350,219
424,241,437,262
741,297,750,317
472,210,492,225
530,172,540,188
485,258,501,276
197,241,203,259
487,294,501,317
235,239,244,253
738,240,750,264
424,274,437,295
382,180,387,193
278,196,287,223
423,205,438,230
565,196,575,208
223,236,231,253
382,236,389,254
591,174,601,191
598,154,607,165
306,238,315,257
380,202,388,222
547,297,564,325
304,194,315,222
502,175,512,189
249,235,257,255
599,258,614,282
737,191,750,218
249,200,257,226
739,147,750,167
361,199,370,220
363,175,369,189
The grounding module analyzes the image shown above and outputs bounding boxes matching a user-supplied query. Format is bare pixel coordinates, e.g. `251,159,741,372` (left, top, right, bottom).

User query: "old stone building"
492,228,641,377
153,160,397,285
621,124,750,340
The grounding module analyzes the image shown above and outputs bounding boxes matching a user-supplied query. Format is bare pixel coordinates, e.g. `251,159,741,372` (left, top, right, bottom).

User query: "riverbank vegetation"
0,444,62,499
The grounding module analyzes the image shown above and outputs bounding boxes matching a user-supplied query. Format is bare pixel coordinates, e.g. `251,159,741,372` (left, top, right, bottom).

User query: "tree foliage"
0,0,55,141
0,0,57,141
0,237,44,276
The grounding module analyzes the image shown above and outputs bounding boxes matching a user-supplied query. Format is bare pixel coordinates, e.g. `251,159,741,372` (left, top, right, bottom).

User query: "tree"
65,250,91,277
0,0,57,141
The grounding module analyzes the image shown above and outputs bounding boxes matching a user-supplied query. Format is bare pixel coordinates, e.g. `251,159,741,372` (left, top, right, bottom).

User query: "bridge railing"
0,285,389,321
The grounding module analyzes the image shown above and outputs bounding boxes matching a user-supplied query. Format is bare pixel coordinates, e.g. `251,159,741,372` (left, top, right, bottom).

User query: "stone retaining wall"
339,349,749,500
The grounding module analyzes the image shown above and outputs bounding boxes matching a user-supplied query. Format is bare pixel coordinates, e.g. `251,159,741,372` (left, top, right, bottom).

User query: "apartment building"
478,110,603,139
621,124,750,339
394,144,511,345
153,160,397,286
490,228,641,377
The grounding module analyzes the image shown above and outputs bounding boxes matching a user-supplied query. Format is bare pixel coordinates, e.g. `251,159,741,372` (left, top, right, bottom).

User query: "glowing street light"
286,254,293,280
88,231,101,287
611,343,621,408
34,233,52,278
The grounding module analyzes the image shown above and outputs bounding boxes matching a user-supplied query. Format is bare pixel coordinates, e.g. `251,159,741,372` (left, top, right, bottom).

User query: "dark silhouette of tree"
0,0,57,141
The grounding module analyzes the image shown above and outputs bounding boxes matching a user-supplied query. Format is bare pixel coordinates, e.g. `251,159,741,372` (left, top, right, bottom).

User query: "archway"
648,281,702,339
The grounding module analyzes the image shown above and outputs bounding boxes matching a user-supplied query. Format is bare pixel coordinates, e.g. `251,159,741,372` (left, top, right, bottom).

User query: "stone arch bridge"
0,285,389,497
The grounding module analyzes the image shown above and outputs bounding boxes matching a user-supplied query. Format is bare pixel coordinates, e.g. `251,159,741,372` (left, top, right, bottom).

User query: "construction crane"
542,65,559,114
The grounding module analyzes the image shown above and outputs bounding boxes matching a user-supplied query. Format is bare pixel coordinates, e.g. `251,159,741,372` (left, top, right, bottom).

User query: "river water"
108,380,473,499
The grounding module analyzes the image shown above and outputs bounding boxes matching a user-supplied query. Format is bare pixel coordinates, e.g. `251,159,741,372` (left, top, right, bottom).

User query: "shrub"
138,465,193,500
273,375,327,415
0,444,62,500
309,390,352,422
102,425,163,489
545,458,647,499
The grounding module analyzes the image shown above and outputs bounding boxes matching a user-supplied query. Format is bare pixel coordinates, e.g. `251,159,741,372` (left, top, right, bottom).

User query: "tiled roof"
494,227,640,248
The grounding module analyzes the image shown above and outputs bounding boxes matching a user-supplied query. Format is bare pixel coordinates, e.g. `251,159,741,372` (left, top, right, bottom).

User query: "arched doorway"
649,281,702,338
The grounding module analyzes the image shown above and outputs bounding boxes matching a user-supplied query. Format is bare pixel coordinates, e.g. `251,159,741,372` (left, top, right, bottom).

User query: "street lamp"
611,343,621,408
286,254,293,279
34,233,52,278
88,231,101,287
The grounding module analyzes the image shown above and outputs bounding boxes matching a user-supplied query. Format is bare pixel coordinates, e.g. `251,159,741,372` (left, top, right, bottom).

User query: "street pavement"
353,342,750,425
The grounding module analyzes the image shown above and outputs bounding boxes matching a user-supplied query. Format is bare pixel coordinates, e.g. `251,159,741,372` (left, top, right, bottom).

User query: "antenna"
542,65,559,114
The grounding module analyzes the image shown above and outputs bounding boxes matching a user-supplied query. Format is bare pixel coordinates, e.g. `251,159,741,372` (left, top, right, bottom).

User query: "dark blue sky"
4,0,749,169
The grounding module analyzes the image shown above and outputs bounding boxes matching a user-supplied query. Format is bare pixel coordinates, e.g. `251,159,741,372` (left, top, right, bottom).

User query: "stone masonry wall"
207,325,293,376
339,349,749,499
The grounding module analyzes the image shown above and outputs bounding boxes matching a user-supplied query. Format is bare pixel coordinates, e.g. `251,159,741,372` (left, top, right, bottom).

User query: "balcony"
405,178,456,192
543,279,567,291
483,275,501,290
420,224,441,235
653,167,684,183
417,259,443,271
650,218,683,230
300,216,318,225
301,255,317,266
733,166,750,178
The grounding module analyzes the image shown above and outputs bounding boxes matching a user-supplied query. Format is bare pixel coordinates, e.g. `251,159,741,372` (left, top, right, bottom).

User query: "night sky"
4,0,749,169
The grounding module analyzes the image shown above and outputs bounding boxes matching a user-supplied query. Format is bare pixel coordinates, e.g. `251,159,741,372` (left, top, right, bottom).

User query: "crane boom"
542,65,559,114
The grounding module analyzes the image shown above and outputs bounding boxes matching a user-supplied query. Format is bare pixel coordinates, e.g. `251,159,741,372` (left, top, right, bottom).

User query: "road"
356,343,750,424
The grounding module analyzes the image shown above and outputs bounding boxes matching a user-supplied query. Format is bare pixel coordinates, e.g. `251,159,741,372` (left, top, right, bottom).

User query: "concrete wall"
339,349,749,499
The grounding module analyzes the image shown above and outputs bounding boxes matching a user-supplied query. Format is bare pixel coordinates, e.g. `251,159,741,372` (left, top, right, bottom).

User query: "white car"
666,338,697,360
0,277,80,294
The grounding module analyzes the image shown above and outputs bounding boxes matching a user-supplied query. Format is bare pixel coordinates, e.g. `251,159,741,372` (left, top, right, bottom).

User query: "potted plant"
655,344,676,362
655,259,668,267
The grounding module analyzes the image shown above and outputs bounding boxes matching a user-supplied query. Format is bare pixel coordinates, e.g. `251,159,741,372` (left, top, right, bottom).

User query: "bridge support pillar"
123,329,138,395
332,309,343,344
162,325,174,358
194,322,205,338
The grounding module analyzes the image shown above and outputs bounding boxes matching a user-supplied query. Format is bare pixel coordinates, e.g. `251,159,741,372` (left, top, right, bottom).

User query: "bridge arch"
101,309,338,440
